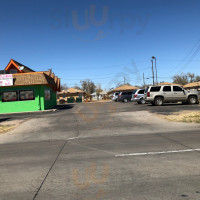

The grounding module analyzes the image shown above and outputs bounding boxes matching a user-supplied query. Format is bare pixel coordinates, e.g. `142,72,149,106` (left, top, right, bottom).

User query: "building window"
10,69,18,74
62,94,67,98
19,90,35,101
2,91,18,102
45,89,51,100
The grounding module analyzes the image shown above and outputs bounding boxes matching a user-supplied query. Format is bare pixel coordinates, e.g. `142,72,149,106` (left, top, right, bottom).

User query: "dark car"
118,91,133,102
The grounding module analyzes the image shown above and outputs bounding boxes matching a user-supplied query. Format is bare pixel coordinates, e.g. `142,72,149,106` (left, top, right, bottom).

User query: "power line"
177,38,200,72
60,66,150,81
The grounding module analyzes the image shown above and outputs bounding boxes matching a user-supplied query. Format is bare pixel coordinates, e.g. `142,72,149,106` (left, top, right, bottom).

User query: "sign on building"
0,74,13,86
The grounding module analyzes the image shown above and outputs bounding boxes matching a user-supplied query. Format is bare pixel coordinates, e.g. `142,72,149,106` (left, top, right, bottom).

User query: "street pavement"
0,102,200,200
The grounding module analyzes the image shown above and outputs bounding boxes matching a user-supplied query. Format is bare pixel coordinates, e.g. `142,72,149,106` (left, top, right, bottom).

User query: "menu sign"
0,74,13,86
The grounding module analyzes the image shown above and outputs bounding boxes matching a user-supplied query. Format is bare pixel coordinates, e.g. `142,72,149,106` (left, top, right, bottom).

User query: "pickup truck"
144,85,199,106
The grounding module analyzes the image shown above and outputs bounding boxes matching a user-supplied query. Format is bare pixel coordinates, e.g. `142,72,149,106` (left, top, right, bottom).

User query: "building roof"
58,88,84,94
12,59,35,73
11,72,60,91
5,59,35,73
1,59,60,91
67,88,83,93
183,82,200,88
108,84,139,93
158,82,182,86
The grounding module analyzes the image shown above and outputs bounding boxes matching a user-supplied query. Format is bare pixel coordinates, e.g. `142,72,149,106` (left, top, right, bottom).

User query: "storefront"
0,59,60,113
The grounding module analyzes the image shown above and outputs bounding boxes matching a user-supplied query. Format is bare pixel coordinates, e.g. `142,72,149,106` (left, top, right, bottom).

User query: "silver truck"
144,85,199,106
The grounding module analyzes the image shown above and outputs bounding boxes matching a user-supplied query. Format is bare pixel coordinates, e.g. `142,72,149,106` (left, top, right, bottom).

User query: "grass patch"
163,112,200,123
0,125,15,134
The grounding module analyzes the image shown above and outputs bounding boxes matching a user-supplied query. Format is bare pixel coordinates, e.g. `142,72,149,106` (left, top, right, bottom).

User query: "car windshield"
132,90,137,94
145,87,149,93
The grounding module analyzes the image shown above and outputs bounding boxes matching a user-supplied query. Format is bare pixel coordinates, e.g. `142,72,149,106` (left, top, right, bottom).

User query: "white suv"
112,92,119,102
144,85,199,106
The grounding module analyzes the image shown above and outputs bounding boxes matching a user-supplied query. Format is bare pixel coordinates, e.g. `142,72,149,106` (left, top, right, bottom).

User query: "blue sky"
1,0,200,90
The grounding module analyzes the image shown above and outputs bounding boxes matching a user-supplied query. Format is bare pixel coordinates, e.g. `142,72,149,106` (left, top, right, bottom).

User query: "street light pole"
151,59,155,85
143,73,146,88
152,56,158,85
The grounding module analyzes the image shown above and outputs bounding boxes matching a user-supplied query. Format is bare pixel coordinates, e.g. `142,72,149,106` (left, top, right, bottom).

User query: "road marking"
68,137,80,140
115,149,200,157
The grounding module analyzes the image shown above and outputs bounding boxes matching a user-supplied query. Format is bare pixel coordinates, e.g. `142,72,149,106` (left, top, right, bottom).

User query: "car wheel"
139,98,145,104
123,98,128,103
154,97,163,106
188,96,197,104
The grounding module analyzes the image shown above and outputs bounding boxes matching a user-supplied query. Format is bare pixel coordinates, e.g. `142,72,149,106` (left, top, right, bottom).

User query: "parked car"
118,91,133,102
131,89,145,104
112,92,119,101
144,85,200,106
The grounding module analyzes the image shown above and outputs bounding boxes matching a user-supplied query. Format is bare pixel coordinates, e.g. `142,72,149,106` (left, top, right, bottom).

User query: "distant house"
91,90,107,100
183,82,200,90
57,88,84,103
108,84,139,95
0,59,60,114
158,82,183,86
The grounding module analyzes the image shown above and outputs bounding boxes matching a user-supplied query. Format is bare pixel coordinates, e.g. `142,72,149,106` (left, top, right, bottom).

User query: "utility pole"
151,60,155,85
152,56,157,84
143,73,146,88
124,77,126,85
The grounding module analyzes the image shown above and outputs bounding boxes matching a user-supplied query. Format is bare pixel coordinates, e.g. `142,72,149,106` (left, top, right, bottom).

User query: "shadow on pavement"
147,103,184,107
56,104,74,110
0,118,11,122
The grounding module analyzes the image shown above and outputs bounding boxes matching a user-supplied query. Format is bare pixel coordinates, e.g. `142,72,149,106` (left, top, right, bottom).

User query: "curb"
0,109,58,116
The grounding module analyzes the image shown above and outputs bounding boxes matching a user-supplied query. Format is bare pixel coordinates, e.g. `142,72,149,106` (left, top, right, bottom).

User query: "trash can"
67,97,75,103
76,97,82,103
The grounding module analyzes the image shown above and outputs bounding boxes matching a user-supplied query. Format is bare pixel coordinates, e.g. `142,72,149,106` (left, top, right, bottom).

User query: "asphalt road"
0,102,200,200
1,101,200,120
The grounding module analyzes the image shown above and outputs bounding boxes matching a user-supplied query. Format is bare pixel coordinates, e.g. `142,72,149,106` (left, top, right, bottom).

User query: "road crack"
33,140,67,200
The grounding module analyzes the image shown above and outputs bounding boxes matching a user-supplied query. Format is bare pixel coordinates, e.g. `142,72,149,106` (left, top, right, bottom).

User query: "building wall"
57,92,83,103
43,85,57,110
0,85,57,114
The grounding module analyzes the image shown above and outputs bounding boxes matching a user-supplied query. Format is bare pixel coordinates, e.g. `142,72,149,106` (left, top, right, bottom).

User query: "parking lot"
1,102,200,144
1,102,200,200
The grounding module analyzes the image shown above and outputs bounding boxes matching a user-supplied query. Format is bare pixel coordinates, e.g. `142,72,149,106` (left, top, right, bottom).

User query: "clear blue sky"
1,0,200,90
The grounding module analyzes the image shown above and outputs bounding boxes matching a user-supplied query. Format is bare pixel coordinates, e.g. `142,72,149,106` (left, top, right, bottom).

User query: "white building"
91,90,107,100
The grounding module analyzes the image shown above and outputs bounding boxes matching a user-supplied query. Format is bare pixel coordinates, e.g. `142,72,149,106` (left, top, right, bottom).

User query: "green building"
0,59,60,114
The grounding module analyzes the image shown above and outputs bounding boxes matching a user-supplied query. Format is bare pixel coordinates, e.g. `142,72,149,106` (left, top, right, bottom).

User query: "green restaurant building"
0,59,60,114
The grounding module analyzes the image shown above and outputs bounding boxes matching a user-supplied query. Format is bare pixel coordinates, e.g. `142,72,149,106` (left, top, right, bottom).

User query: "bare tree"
60,83,68,91
187,73,195,83
73,84,81,90
173,73,188,85
80,79,96,100
195,75,200,82
96,84,103,100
